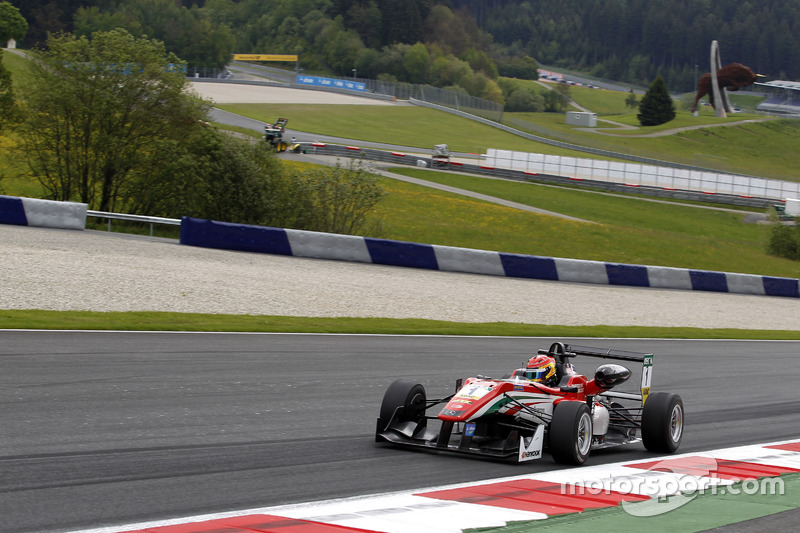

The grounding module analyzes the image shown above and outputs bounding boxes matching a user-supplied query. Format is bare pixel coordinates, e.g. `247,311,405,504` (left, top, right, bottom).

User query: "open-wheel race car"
376,342,683,465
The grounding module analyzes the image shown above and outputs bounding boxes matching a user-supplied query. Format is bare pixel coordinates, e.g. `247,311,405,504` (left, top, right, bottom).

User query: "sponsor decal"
465,422,477,437
514,385,525,391
295,75,366,92
518,425,545,462
449,403,466,410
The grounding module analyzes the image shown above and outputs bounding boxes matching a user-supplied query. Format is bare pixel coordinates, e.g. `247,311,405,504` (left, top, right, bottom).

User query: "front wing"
376,417,546,462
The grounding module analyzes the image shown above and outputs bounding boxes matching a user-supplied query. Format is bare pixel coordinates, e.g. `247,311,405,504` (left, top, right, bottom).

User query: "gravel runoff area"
2,224,799,330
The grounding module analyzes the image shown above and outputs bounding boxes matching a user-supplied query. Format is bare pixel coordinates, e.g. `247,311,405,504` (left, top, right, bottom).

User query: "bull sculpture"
691,63,761,113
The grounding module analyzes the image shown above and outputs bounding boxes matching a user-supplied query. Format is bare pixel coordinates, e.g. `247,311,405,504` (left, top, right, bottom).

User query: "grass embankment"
373,169,799,279
217,103,594,157
217,101,800,182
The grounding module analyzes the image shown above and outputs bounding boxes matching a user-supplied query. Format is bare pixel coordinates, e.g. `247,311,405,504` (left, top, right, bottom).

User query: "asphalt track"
1,332,799,533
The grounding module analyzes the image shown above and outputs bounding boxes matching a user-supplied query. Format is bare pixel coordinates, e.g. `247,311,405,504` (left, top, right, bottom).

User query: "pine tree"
637,75,676,126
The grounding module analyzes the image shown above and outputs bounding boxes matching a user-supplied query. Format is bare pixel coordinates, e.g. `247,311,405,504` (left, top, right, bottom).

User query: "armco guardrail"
179,216,800,299
297,142,779,209
0,195,87,230
87,210,181,236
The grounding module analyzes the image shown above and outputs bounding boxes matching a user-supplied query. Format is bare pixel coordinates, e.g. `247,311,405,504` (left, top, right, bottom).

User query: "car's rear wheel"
378,379,426,432
642,392,684,453
549,401,593,465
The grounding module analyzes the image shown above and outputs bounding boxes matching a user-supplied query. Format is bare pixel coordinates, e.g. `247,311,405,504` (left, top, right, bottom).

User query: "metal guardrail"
87,210,181,236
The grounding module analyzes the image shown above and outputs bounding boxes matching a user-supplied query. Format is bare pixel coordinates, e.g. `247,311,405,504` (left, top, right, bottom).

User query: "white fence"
485,149,800,201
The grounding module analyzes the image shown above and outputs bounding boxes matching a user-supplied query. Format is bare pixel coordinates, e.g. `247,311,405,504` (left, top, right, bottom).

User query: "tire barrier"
0,195,87,230
179,216,800,299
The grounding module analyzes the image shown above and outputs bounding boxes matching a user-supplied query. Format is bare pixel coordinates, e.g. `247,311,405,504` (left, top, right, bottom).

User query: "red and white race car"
376,342,683,465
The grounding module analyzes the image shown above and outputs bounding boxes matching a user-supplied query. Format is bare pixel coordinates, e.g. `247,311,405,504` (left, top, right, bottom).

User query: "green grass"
216,103,596,157
1,310,799,339
506,111,799,180
565,84,633,115
374,169,799,279
217,102,800,181
1,49,35,88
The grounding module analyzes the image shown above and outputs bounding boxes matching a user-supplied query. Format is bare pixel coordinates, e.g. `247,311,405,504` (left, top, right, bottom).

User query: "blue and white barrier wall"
179,217,800,299
0,195,87,230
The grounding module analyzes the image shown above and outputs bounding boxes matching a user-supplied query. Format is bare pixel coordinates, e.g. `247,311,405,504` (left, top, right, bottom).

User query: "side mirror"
594,364,631,389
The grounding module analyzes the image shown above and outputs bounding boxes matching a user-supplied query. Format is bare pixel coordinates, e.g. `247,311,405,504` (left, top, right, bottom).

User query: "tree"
543,83,570,112
403,42,429,84
0,1,27,45
625,88,638,110
16,29,211,212
637,75,676,126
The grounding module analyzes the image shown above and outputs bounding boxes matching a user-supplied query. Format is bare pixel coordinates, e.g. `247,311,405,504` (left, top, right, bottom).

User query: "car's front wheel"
549,401,593,465
377,379,426,433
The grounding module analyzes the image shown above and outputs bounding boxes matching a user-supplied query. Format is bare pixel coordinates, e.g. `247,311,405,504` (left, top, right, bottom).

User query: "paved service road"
1,331,798,533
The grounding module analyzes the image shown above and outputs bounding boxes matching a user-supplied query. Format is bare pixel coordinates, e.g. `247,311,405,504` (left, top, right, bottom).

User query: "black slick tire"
549,401,593,465
641,392,684,453
378,379,426,432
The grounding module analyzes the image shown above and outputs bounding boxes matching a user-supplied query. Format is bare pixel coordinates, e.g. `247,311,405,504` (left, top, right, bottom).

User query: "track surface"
1,332,798,533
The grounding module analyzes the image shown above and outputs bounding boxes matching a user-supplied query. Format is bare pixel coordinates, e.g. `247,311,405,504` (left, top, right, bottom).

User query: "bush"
506,87,543,112
127,131,385,236
298,160,386,235
766,217,800,260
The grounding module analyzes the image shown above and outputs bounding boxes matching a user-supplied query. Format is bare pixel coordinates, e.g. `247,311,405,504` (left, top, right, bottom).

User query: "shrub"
766,217,800,260
298,160,386,235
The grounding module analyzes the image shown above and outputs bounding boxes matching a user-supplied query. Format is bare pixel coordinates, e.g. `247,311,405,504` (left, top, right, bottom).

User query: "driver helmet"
524,355,557,385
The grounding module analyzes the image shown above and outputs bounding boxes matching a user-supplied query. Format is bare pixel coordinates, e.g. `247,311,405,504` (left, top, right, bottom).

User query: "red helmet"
525,355,557,384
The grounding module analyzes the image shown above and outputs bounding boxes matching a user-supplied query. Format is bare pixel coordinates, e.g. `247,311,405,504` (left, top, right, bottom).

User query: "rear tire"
378,379,426,432
549,401,593,465
642,392,684,453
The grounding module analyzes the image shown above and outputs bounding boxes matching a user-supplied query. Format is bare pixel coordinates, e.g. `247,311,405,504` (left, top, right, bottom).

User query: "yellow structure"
232,54,298,62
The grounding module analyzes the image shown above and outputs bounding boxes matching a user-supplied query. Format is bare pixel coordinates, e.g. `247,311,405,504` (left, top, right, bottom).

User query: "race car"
375,342,683,465
264,117,289,151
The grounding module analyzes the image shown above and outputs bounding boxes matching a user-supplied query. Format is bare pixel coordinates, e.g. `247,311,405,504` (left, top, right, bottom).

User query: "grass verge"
1,310,799,339
376,169,800,279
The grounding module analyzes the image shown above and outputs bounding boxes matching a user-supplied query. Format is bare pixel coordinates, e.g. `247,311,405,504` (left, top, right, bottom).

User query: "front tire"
378,379,426,432
642,392,684,453
549,401,593,465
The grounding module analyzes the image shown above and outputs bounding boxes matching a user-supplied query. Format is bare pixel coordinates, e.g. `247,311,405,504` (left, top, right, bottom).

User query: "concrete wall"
179,217,800,299
0,195,87,230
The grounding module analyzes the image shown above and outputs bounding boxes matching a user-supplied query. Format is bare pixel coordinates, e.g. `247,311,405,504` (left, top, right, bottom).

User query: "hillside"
12,0,799,95
453,0,800,91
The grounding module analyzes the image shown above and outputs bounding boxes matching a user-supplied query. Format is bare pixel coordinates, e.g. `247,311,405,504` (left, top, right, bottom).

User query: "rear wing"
538,342,653,404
